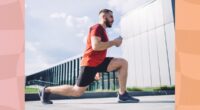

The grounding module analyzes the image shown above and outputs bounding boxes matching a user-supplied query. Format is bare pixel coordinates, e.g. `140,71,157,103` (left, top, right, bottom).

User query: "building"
121,0,175,87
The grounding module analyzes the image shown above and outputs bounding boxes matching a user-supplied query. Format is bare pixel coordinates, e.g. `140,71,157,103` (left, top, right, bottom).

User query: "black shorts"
76,57,113,87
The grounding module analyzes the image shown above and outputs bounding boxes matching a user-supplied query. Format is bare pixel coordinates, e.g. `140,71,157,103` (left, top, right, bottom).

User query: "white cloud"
49,13,93,39
65,15,93,28
25,41,52,75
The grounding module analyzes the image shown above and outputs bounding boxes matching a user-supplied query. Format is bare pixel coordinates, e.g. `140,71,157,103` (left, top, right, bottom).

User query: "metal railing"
26,56,119,91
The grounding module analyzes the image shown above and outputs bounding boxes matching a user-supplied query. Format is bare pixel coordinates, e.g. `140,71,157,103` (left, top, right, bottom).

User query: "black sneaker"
38,86,53,104
117,91,140,103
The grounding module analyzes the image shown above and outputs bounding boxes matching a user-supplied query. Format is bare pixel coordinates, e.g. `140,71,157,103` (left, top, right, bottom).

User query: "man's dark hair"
99,9,113,15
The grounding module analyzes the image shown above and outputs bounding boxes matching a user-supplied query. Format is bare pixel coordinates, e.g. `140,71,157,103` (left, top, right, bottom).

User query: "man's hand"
112,36,123,47
94,72,101,80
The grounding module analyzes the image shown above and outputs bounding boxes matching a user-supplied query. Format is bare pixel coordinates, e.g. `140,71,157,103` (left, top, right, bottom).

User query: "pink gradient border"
0,0,24,110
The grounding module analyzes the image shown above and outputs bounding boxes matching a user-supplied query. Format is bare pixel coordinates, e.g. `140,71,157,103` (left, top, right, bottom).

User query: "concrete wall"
120,0,175,87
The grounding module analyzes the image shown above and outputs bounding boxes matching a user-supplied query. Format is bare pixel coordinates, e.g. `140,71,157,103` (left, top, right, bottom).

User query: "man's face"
104,12,114,28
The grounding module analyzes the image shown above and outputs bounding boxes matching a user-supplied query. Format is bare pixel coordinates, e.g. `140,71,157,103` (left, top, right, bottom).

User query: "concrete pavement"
25,95,175,110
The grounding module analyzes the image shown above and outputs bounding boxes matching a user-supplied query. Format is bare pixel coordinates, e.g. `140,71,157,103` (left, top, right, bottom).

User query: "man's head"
99,9,114,28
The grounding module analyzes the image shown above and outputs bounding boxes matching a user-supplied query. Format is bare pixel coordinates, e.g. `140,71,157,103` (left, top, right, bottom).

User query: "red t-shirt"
80,24,109,67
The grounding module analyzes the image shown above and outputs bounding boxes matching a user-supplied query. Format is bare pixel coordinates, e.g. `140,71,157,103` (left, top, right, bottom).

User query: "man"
39,9,140,104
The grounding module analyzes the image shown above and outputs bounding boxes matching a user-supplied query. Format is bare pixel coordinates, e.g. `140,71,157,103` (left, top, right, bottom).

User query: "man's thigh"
106,58,125,72
73,84,88,92
76,66,97,87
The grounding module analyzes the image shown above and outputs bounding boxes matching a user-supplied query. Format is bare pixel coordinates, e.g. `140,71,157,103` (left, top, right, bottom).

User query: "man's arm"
91,36,122,51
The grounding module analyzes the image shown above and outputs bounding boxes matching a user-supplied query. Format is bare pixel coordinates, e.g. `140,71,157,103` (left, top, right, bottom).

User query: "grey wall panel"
161,0,174,23
146,4,155,30
140,8,148,34
154,0,164,27
124,37,138,87
164,23,175,85
120,0,175,87
148,30,161,87
135,36,144,87
156,26,170,86
141,33,152,87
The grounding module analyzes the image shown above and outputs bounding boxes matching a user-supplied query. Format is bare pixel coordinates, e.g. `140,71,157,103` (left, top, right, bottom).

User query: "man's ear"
102,14,106,20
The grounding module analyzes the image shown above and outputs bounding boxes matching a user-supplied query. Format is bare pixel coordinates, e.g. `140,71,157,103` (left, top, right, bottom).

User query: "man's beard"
105,18,112,28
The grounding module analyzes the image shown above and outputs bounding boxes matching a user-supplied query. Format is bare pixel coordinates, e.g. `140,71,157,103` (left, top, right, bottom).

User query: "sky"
25,0,151,75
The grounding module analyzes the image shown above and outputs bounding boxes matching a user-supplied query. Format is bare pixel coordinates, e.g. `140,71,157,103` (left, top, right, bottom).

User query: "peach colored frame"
176,0,200,110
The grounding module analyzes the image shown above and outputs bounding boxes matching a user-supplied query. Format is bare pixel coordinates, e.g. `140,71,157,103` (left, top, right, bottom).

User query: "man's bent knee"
74,90,84,97
119,58,128,67
72,85,87,97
